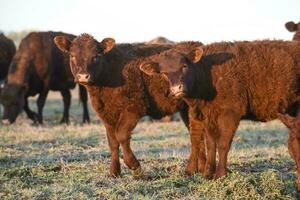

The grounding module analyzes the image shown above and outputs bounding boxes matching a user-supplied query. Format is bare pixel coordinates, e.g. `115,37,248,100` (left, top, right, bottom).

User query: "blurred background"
1,0,300,45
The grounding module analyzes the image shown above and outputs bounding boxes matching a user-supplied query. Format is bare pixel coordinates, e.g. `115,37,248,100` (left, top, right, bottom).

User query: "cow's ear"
139,62,160,75
188,47,203,63
54,36,72,53
285,21,297,32
100,38,115,53
278,113,295,129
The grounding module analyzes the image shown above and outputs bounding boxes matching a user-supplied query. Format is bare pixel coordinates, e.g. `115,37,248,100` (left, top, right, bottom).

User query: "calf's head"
285,21,300,41
139,47,203,98
54,34,115,86
0,83,26,124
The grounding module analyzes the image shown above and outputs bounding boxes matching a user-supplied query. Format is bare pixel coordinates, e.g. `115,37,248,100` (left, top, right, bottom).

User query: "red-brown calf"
54,34,204,177
140,40,300,190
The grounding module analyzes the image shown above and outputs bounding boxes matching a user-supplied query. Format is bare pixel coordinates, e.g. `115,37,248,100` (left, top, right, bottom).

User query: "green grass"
0,93,298,199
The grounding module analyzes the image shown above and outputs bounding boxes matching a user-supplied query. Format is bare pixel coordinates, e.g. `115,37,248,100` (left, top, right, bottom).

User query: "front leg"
114,110,141,176
79,85,90,123
185,106,207,175
60,90,71,124
36,89,49,124
23,97,38,123
104,123,121,177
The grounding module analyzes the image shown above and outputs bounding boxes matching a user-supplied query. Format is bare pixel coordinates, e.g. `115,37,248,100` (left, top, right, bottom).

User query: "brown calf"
140,40,300,190
54,34,204,177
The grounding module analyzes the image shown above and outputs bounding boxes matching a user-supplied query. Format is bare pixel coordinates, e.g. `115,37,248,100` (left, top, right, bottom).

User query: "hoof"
132,166,142,177
214,171,226,179
185,168,197,176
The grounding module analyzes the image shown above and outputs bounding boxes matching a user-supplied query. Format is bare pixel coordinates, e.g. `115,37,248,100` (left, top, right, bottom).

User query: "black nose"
77,73,90,83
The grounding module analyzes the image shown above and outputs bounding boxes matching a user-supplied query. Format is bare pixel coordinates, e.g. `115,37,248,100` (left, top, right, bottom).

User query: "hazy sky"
0,0,299,43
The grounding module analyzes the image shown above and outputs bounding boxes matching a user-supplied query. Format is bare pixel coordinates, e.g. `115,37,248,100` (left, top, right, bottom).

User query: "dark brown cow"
140,40,300,190
0,33,16,80
54,34,204,177
285,21,300,41
1,31,90,124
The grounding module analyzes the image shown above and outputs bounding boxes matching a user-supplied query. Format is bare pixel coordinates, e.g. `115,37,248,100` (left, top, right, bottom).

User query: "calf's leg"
204,132,216,179
186,111,206,175
288,134,300,191
104,124,121,177
214,110,240,178
24,98,38,123
60,90,71,124
79,85,90,123
36,90,49,124
115,111,141,176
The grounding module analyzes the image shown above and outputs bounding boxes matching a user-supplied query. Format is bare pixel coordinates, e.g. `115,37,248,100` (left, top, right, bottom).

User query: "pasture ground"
0,91,299,199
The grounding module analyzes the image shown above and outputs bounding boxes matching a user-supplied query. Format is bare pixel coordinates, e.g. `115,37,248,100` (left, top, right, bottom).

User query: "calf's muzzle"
76,73,91,83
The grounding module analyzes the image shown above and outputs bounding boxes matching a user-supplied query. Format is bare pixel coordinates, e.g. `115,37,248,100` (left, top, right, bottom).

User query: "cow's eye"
182,64,188,72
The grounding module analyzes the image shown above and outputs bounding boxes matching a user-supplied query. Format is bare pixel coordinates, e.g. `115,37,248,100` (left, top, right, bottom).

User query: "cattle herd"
1,21,300,191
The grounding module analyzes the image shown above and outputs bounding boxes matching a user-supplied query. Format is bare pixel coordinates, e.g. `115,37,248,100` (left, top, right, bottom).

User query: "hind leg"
288,134,300,191
215,110,241,178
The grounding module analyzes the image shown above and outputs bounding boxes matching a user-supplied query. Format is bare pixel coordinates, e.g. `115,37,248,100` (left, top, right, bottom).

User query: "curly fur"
183,40,300,185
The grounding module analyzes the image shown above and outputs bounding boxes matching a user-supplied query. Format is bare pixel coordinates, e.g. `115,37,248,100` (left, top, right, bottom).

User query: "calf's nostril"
77,74,90,82
85,74,90,80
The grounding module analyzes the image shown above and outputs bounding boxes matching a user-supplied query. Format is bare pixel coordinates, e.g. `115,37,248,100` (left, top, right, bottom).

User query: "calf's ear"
139,62,160,76
54,36,72,53
277,113,295,129
285,21,297,32
188,47,203,63
100,38,115,53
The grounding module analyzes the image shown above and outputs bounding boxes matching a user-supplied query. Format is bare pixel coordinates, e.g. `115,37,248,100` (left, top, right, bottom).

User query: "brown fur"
285,21,300,41
140,40,300,188
0,33,16,80
278,113,300,190
1,31,90,124
54,34,203,177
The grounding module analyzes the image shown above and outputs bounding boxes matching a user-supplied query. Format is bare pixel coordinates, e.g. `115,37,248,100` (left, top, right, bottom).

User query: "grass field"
0,92,299,199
